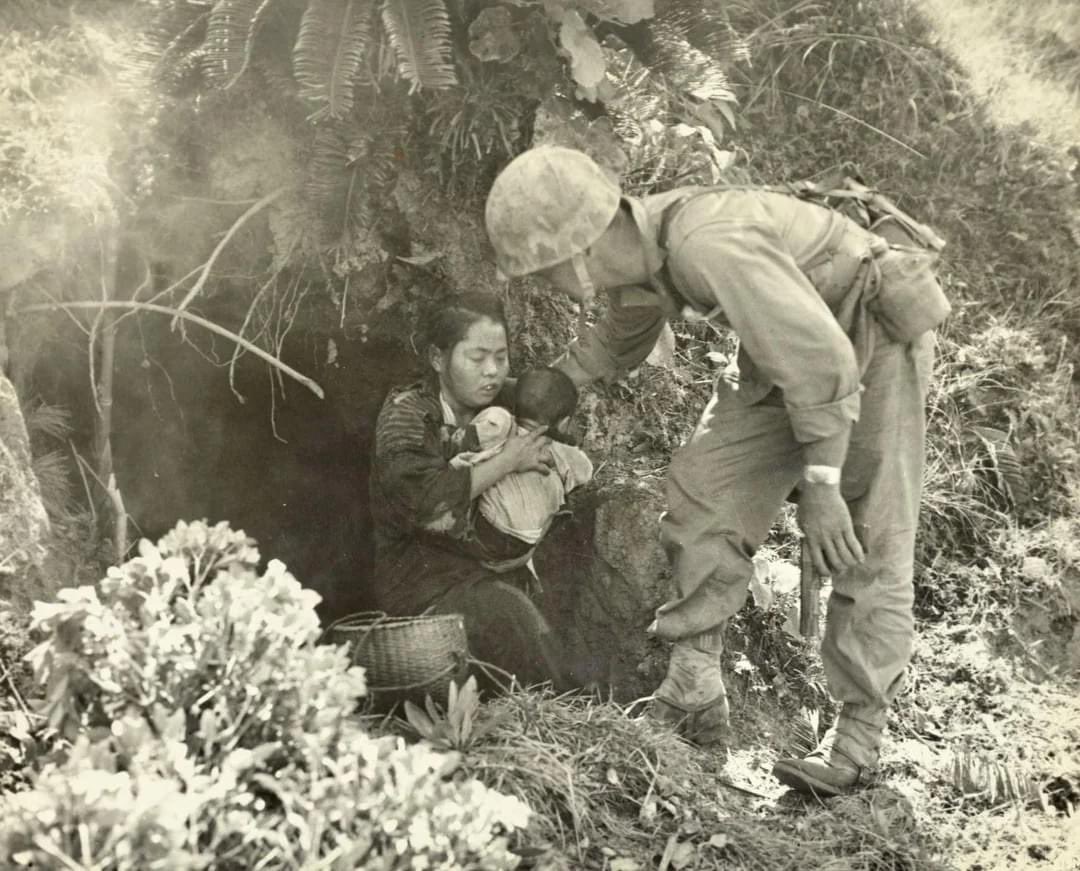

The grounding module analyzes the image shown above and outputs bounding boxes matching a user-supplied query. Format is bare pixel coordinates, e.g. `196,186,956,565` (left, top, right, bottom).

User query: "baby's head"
515,367,578,434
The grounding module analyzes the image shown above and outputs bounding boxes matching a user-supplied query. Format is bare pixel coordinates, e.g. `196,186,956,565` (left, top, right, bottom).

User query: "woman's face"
432,317,509,413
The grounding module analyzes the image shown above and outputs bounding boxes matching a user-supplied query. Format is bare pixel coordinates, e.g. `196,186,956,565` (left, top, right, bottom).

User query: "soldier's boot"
649,627,730,747
771,704,886,797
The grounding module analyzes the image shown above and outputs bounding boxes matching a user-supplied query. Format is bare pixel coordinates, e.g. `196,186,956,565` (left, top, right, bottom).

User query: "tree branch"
106,473,128,564
16,300,325,400
170,185,289,328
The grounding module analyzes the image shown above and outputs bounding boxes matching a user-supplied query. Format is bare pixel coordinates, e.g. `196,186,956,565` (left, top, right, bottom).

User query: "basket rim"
324,610,465,635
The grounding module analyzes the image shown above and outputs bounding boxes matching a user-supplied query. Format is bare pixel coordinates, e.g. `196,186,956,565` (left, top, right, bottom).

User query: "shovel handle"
799,538,821,638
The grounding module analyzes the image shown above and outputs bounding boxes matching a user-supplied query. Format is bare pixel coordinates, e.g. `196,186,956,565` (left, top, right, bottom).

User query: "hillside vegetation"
1,0,1078,869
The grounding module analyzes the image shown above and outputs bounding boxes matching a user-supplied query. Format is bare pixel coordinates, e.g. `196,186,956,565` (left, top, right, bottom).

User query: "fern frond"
128,3,212,95
380,0,457,93
22,401,72,443
32,450,79,523
306,122,349,202
362,123,407,197
789,707,821,758
652,21,735,104
19,399,77,521
973,426,1030,509
294,0,374,121
425,65,526,176
658,0,748,66
306,122,371,242
204,0,277,88
251,2,303,98
951,749,1041,806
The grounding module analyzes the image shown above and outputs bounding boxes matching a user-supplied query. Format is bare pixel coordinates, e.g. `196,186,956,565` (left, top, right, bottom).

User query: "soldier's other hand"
797,483,864,576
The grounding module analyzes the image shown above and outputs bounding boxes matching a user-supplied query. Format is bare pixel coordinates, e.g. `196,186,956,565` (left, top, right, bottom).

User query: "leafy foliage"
2,520,532,870
0,27,122,222
404,675,502,751
24,520,353,741
126,0,743,293
918,319,1076,582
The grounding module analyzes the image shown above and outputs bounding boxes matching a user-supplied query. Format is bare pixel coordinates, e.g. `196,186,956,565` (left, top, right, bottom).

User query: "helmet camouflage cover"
485,145,621,277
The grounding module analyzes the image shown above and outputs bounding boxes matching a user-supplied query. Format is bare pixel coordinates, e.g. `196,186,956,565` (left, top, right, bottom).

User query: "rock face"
0,374,49,586
535,480,673,699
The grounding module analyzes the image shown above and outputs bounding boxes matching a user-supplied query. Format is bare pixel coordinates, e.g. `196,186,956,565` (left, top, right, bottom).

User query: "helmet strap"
571,252,596,300
571,252,596,335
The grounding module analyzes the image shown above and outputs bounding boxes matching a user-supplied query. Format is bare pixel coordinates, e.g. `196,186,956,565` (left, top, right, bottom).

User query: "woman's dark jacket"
369,376,527,613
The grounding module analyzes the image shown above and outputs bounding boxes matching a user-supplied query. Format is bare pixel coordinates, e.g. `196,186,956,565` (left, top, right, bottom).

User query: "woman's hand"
468,427,552,499
501,427,553,475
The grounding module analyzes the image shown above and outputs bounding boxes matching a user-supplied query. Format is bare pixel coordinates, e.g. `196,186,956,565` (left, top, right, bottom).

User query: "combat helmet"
485,146,621,278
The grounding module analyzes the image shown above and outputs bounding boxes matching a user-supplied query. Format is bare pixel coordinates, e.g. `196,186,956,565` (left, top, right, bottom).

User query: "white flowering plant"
198,729,531,869
2,732,205,870
2,520,532,870
25,521,366,749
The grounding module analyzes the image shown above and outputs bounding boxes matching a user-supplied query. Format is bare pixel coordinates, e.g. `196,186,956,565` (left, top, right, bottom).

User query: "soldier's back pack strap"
655,172,951,343
656,172,947,254
776,174,947,252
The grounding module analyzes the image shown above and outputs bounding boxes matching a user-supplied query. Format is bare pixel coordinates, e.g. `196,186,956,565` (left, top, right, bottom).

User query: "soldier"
484,145,944,796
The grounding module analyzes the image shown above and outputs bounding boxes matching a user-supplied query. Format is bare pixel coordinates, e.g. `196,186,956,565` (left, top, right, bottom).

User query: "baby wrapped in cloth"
451,368,593,545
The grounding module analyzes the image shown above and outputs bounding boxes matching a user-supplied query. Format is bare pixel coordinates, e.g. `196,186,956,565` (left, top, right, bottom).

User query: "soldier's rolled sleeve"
787,394,862,442
562,290,667,383
671,221,862,452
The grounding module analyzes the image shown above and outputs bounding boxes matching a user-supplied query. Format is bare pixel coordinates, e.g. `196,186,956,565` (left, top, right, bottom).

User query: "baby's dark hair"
515,367,578,425
420,291,508,354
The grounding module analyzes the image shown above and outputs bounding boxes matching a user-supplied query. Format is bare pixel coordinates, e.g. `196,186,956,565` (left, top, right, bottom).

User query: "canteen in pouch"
867,247,951,343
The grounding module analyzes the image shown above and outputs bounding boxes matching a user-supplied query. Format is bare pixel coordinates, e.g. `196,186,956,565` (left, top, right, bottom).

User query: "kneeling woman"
370,291,568,689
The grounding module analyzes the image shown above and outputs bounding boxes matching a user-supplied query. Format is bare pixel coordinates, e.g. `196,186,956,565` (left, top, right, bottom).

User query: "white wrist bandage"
802,465,841,486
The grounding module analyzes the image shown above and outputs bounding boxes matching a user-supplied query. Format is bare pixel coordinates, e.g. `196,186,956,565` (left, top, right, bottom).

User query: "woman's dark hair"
421,291,509,354
515,367,578,425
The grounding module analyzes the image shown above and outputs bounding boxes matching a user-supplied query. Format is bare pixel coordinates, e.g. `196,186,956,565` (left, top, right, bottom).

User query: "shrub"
2,519,531,870
2,725,530,870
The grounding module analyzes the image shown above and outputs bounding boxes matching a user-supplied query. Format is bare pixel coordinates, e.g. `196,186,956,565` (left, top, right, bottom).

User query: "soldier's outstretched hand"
502,426,553,475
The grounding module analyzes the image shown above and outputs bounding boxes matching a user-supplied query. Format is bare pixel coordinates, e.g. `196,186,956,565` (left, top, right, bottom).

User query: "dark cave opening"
29,310,421,626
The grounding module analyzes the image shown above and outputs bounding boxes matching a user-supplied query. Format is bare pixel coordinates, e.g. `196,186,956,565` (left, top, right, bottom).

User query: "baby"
453,367,593,546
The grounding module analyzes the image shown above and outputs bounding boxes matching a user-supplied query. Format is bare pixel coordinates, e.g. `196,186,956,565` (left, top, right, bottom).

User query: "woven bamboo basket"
324,611,469,708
